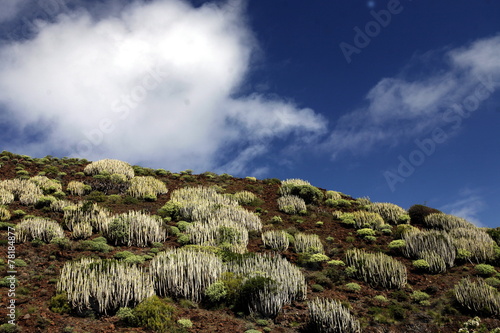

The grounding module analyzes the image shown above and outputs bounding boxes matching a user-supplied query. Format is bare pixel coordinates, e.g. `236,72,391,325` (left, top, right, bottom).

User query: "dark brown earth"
0,151,499,333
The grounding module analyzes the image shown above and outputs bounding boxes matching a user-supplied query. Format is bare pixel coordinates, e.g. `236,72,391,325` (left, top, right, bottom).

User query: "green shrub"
394,224,418,238
381,227,393,235
357,228,375,237
412,259,430,270
36,195,57,208
373,295,388,303
311,284,325,292
325,190,342,201
388,240,406,250
177,221,191,232
50,237,71,250
114,251,135,259
475,264,497,276
280,181,323,204
16,169,29,176
177,319,193,328
456,248,472,261
396,214,410,224
485,277,500,287
116,307,137,325
0,324,19,333
205,281,228,302
269,216,283,224
86,191,107,202
487,227,500,246
133,296,177,333
123,195,139,205
14,259,27,267
0,276,18,287
410,291,430,302
255,319,268,326
345,283,361,292
158,201,183,220
364,235,377,242
0,222,15,230
49,293,71,314
325,198,351,208
327,260,345,266
76,239,113,252
12,209,26,217
177,233,190,245
307,253,330,263
106,194,122,204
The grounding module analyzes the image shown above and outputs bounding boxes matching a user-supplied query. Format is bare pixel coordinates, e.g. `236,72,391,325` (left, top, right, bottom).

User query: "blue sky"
0,0,499,227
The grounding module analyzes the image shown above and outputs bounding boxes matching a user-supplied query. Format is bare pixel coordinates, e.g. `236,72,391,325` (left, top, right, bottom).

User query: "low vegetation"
1,151,499,333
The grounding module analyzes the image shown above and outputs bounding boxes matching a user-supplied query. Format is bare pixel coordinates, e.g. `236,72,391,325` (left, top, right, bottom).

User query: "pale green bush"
449,227,497,263
186,222,248,253
0,206,10,221
0,179,43,205
325,191,342,201
30,176,62,193
57,258,153,315
402,229,456,268
226,253,306,317
345,248,407,289
308,297,361,333
151,248,224,302
67,181,90,196
454,277,500,316
345,283,361,292
127,176,168,200
233,191,258,205
0,189,14,205
278,195,306,215
350,211,386,230
367,202,407,225
16,217,64,243
84,159,134,179
424,213,474,231
262,230,290,252
106,211,167,247
294,233,324,254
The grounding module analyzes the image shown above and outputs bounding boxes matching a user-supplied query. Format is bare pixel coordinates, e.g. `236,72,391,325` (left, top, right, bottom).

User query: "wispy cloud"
440,188,487,227
325,34,500,159
0,0,326,173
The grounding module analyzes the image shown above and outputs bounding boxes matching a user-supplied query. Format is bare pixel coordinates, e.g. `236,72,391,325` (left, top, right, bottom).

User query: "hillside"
1,150,500,333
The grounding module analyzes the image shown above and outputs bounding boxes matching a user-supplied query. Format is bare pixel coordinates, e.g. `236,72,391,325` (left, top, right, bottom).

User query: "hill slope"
0,150,500,333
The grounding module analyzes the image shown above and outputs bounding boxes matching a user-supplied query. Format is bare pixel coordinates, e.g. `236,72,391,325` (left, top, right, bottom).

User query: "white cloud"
0,0,326,173
440,188,486,227
325,34,500,158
